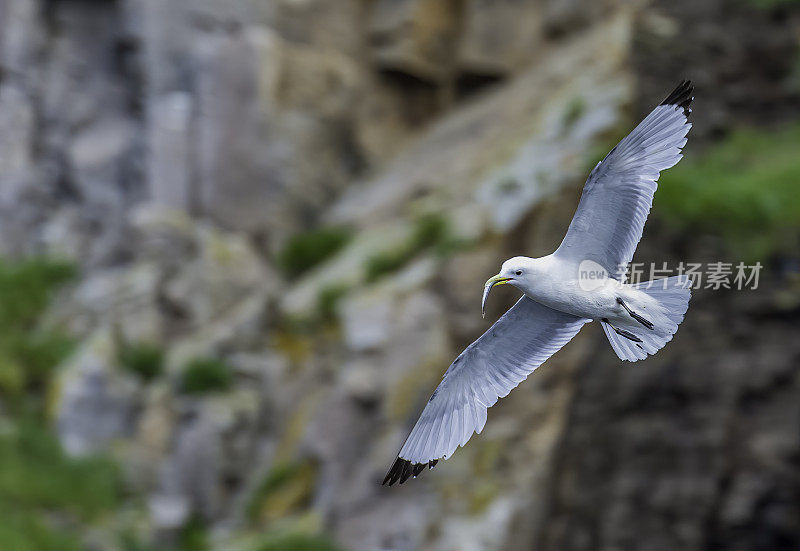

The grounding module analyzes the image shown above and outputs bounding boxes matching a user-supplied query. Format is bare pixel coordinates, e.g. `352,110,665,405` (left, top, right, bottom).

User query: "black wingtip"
382,457,406,486
381,457,440,486
660,80,694,117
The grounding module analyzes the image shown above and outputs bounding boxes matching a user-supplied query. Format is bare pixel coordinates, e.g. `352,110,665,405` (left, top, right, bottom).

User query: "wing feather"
555,81,693,278
382,297,585,485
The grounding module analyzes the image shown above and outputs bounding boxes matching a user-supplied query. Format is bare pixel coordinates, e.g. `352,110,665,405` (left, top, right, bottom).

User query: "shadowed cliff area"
0,1,799,550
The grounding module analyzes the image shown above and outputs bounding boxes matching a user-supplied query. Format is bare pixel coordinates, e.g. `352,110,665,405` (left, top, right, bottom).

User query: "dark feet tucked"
602,318,643,343
616,298,654,330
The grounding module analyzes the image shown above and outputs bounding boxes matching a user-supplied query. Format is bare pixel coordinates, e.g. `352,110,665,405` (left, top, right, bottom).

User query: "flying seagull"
383,81,694,486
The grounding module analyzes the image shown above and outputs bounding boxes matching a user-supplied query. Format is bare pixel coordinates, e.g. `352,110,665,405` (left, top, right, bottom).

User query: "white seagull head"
482,256,538,317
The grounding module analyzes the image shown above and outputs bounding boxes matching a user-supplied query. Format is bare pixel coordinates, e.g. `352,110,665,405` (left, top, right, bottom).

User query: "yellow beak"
482,275,512,318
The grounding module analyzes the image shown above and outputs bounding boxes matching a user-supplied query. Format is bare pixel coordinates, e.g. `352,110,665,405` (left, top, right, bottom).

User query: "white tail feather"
605,275,692,362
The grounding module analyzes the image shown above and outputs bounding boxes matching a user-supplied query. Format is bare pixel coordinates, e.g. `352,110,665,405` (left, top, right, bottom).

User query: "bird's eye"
515,270,522,276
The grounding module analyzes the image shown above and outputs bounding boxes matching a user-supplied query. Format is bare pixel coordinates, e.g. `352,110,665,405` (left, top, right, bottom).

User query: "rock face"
541,287,800,551
2,1,800,550
458,0,543,76
369,0,462,82
56,330,141,456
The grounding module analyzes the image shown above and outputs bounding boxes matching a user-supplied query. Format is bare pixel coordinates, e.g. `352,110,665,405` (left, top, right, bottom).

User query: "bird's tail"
603,275,692,362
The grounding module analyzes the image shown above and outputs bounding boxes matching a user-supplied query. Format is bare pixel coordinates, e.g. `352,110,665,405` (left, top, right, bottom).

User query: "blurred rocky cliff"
1,0,799,550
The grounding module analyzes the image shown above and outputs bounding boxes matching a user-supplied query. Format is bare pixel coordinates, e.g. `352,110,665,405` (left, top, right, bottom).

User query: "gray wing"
383,297,586,485
555,81,693,279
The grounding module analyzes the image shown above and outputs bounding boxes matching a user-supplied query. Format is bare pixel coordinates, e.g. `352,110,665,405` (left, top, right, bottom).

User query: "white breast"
514,255,621,319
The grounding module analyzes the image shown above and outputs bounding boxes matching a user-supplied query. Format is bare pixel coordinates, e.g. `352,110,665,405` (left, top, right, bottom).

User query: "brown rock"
369,0,462,83
458,0,543,76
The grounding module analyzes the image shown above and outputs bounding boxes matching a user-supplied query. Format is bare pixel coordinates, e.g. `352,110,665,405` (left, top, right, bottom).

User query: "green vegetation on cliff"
253,532,344,551
0,258,76,404
657,124,800,260
0,258,123,551
277,227,353,277
118,340,165,381
246,459,318,525
364,213,471,282
179,357,234,394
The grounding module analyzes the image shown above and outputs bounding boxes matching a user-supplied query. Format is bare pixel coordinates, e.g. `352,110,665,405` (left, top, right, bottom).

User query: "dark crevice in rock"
455,71,504,101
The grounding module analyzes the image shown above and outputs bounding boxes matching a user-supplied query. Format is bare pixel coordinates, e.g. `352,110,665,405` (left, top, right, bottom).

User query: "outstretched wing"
383,297,586,485
555,81,693,279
